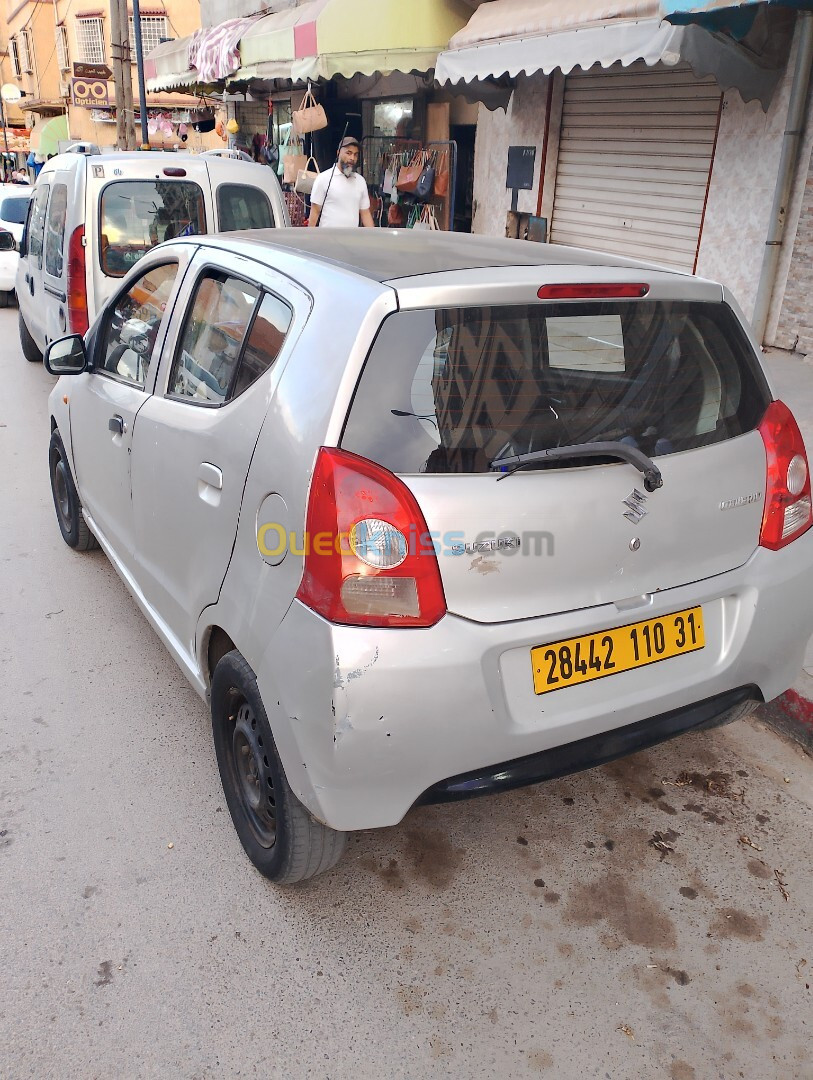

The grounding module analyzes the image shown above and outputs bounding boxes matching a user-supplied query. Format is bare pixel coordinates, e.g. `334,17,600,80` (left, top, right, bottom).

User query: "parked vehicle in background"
42,230,813,884
0,183,33,307
17,146,290,363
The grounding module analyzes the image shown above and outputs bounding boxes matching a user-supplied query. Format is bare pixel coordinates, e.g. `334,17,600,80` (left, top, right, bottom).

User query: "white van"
17,147,290,362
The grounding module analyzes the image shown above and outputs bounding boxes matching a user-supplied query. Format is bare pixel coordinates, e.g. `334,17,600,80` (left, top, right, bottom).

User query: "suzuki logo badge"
622,488,648,524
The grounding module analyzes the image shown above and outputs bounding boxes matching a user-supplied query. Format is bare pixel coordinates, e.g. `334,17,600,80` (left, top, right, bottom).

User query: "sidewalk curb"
756,687,813,754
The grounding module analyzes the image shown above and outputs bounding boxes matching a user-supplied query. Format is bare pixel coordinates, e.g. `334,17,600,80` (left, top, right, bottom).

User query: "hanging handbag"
433,152,449,198
396,152,424,194
282,136,308,185
295,156,320,195
415,156,436,201
190,98,215,134
412,204,440,231
387,202,405,227
292,86,328,136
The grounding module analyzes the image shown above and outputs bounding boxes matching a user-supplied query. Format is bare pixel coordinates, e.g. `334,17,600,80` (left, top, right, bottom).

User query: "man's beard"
339,161,356,177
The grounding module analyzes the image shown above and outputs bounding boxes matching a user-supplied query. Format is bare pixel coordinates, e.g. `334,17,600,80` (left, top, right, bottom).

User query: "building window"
9,38,20,78
75,17,106,65
17,30,33,74
56,25,70,72
128,16,168,58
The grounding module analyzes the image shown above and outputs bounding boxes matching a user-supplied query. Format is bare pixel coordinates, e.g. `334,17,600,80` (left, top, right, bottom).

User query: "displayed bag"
190,98,215,134
292,86,328,136
382,166,396,196
294,156,320,195
396,152,424,194
415,159,435,201
387,202,405,227
433,152,450,198
281,132,307,185
412,204,440,231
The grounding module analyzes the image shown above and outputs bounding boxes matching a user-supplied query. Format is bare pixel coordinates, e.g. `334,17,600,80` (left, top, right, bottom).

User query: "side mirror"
0,231,16,251
45,334,88,375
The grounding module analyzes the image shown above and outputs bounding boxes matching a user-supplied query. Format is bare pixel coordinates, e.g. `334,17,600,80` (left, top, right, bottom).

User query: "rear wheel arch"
204,625,237,687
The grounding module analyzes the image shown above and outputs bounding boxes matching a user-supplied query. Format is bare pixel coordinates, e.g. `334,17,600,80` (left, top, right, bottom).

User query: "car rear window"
217,184,273,231
341,301,772,475
99,180,206,277
0,196,30,225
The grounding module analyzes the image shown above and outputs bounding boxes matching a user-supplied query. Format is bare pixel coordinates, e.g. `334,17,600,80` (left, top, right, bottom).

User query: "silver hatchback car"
45,230,813,883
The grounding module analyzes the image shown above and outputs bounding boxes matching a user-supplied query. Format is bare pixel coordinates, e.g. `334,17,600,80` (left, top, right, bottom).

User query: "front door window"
97,262,179,389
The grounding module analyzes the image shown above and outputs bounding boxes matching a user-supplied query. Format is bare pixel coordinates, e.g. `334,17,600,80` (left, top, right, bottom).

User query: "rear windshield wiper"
491,441,664,491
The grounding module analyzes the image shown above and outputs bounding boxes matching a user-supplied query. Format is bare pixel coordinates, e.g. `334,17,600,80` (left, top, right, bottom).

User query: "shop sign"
71,77,110,108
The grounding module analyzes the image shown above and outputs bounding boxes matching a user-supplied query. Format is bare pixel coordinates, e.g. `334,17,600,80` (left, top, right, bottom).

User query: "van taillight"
295,447,447,628
758,400,812,550
67,225,88,336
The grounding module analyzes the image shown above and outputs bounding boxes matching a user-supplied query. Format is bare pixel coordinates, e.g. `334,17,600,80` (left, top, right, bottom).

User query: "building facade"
1,0,220,157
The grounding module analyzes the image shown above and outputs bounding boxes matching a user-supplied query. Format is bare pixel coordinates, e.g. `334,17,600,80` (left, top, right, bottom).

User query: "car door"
68,254,191,568
42,177,69,343
17,182,49,351
129,249,298,654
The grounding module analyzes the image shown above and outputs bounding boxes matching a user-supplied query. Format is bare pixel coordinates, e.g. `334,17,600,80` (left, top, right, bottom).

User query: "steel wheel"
53,456,73,534
227,694,276,849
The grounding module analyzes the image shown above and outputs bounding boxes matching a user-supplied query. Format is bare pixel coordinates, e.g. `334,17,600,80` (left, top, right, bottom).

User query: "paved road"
1,306,812,1079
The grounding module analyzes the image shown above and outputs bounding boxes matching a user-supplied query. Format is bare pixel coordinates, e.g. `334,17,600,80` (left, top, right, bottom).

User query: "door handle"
198,462,223,490
108,414,126,435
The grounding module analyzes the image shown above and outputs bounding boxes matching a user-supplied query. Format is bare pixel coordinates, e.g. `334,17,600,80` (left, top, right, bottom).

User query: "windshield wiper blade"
491,441,664,491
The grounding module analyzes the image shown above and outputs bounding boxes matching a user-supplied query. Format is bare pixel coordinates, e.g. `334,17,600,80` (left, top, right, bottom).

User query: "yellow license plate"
531,606,705,696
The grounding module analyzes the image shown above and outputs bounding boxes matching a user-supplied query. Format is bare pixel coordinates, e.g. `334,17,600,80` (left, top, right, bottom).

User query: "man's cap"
339,136,360,149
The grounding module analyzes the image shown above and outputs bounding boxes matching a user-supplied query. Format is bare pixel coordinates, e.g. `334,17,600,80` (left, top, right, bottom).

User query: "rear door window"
28,184,50,269
216,184,273,231
44,183,68,277
99,180,206,277
168,271,260,405
342,301,772,475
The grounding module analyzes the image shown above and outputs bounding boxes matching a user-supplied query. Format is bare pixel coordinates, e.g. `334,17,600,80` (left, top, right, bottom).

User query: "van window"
0,196,31,225
28,184,50,269
45,184,68,277
341,301,772,475
217,185,273,231
99,180,206,277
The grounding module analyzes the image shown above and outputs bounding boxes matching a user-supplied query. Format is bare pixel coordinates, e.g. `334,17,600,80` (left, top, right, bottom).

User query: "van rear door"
205,159,290,231
87,158,215,322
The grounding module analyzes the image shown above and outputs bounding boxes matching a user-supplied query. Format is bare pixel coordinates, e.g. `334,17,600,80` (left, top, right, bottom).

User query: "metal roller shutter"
550,63,722,272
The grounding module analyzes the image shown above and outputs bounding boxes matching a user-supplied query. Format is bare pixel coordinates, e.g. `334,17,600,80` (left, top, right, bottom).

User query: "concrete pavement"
1,307,812,1079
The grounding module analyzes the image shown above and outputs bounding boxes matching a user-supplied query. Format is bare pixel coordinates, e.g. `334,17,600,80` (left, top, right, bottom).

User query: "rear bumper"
261,526,813,831
419,685,759,804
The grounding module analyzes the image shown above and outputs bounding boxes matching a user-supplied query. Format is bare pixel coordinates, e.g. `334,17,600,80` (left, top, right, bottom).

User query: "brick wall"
774,149,813,356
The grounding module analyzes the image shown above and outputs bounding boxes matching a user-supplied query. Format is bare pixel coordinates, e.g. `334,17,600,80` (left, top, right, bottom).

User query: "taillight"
758,400,812,550
295,447,447,628
67,225,88,336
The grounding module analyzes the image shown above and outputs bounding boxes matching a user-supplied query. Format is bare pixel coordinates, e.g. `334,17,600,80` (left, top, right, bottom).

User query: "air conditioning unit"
59,81,70,97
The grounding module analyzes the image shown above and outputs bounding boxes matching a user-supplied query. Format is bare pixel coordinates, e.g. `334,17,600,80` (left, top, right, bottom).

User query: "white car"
43,230,813,884
0,183,33,305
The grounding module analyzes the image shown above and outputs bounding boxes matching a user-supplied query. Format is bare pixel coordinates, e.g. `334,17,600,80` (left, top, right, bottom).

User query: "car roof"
0,184,34,195
190,228,686,284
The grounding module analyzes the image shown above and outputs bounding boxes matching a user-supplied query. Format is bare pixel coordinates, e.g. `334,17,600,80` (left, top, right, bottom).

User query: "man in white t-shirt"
308,137,374,228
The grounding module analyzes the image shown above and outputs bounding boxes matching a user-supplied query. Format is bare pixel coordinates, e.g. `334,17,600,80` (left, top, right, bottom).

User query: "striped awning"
145,16,263,91
435,0,796,109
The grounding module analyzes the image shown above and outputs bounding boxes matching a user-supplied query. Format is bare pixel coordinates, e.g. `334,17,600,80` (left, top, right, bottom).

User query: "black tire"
0,290,9,308
49,430,98,551
19,310,42,363
211,650,347,884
